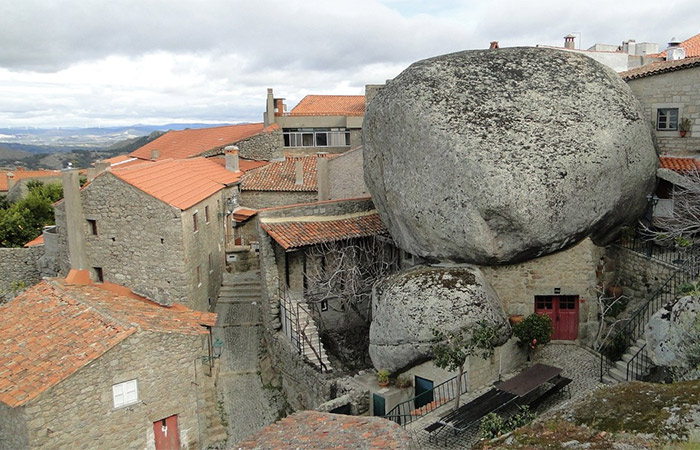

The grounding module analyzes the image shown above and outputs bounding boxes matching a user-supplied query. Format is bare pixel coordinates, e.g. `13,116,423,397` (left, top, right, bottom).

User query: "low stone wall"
0,247,43,301
241,191,317,210
238,129,284,161
258,197,374,220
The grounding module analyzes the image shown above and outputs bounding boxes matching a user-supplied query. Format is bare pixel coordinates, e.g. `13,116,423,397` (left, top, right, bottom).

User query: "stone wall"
6,176,62,202
53,202,71,277
237,129,284,161
327,147,368,200
240,191,317,210
0,247,43,301
607,245,677,309
259,197,375,220
626,66,700,155
0,401,28,449
23,331,207,450
481,239,604,345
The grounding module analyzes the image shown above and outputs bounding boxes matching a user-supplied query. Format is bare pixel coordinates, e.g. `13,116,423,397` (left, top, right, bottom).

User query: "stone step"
609,366,627,382
602,374,617,385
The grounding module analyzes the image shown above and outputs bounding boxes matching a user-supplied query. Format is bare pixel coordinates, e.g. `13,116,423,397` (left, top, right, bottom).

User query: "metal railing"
618,234,696,268
626,343,652,381
600,265,697,381
278,284,329,373
383,372,468,427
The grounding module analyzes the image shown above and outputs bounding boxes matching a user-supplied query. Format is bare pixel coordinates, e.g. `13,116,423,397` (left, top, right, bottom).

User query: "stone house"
55,157,242,312
240,155,322,209
130,122,283,161
653,156,700,221
0,169,62,201
0,276,216,449
621,55,700,156
264,88,379,155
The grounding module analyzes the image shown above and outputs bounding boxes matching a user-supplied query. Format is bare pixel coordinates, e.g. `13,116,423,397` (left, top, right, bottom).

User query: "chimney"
61,168,88,271
274,98,285,117
295,158,304,185
87,160,110,181
666,37,685,61
489,41,499,50
564,34,576,49
225,145,240,172
317,153,329,201
364,84,384,113
150,149,160,160
6,173,15,190
264,88,275,127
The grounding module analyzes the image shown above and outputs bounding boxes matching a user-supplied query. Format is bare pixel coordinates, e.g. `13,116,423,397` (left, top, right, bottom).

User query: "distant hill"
0,144,31,161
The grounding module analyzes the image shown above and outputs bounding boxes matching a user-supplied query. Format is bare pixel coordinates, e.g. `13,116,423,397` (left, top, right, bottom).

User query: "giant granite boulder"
369,265,510,372
364,47,658,265
645,295,700,368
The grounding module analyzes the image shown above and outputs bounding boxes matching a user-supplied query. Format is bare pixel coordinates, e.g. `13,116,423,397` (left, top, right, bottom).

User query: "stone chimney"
274,98,285,116
264,88,275,127
61,168,88,271
317,153,329,201
666,37,685,61
225,145,240,172
6,173,15,190
150,149,160,160
489,41,499,50
564,34,576,50
295,158,304,185
87,160,110,181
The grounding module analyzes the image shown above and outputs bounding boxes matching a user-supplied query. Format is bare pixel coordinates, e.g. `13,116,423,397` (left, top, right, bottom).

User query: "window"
87,219,98,236
112,379,138,408
196,266,201,286
283,128,351,147
205,206,210,224
93,267,104,283
657,108,679,131
193,212,198,232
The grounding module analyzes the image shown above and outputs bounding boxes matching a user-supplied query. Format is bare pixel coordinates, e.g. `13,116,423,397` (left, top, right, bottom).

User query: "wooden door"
154,415,180,450
534,295,579,340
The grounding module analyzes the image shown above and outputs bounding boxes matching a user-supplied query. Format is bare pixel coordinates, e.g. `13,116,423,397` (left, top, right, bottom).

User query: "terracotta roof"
0,279,214,407
209,155,269,172
236,411,411,449
648,33,700,59
288,95,365,117
23,234,44,247
620,55,700,80
130,123,277,160
241,156,318,192
110,158,240,210
659,156,700,173
232,207,257,223
0,169,61,191
261,211,387,249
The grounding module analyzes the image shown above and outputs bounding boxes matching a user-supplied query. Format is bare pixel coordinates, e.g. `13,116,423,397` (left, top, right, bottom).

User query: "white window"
657,108,679,131
112,379,138,408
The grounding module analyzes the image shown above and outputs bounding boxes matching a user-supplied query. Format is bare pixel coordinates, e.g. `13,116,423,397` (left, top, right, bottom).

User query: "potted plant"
680,118,692,137
377,369,390,387
397,374,412,388
512,313,553,361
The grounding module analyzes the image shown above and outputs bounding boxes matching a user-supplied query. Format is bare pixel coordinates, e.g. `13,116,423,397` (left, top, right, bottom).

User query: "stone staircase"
199,368,228,448
603,337,648,384
280,288,332,373
218,272,263,307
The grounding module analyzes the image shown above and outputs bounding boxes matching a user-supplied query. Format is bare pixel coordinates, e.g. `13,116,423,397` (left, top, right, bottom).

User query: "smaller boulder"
369,265,510,373
645,295,700,367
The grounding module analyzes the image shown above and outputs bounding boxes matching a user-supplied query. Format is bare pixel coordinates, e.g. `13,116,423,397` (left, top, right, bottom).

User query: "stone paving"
407,342,605,449
212,271,287,447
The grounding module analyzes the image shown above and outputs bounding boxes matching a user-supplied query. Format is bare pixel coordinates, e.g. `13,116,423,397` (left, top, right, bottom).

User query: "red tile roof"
261,211,387,249
236,411,411,449
0,169,61,191
241,156,318,192
649,33,700,59
232,207,257,223
0,279,214,407
130,123,278,160
659,156,700,173
288,95,365,117
23,234,44,247
105,154,144,168
209,155,269,172
110,157,240,210
620,56,700,80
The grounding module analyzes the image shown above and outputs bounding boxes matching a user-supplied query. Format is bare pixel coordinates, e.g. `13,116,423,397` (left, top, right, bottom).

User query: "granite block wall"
0,247,43,301
240,191,317,210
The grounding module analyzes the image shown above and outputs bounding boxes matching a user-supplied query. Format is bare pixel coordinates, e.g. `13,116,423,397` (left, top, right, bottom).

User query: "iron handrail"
626,343,650,381
383,372,468,427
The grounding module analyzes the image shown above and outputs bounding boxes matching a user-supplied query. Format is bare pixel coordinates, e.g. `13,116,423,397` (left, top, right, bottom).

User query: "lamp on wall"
219,197,237,217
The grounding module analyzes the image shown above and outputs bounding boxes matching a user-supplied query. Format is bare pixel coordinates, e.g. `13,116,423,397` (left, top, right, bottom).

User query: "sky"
1,0,699,128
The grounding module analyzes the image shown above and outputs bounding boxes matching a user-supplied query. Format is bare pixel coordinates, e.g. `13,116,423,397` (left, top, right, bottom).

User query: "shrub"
480,412,506,439
512,313,553,350
377,369,390,383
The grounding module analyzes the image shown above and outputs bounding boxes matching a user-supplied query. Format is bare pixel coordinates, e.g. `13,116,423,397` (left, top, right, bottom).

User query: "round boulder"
645,295,700,368
369,265,510,373
364,47,658,265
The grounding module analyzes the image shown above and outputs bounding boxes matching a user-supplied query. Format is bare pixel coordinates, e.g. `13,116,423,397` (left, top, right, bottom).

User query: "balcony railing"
283,130,350,148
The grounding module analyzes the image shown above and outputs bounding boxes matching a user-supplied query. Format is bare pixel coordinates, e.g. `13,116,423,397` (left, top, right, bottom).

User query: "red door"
534,295,579,340
154,415,180,450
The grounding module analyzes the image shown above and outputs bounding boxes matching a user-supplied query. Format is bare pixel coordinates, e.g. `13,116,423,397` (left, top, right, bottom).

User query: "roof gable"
130,123,270,160
620,56,700,80
0,279,215,407
288,95,365,117
110,157,240,210
241,156,319,192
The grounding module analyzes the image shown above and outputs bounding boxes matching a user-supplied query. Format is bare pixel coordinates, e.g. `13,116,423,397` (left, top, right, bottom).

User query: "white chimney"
666,37,685,61
225,145,240,172
295,158,304,185
150,149,160,160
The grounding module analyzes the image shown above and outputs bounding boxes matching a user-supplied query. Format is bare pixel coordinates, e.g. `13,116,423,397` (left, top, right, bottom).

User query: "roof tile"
0,170,61,192
288,95,365,117
648,33,700,59
659,156,700,173
241,156,318,192
620,56,700,80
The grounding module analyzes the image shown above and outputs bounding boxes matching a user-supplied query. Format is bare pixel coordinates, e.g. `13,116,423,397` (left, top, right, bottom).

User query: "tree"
432,320,499,410
0,181,62,247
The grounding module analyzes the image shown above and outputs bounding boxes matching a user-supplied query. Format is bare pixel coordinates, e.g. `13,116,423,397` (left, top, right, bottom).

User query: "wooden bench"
424,421,445,442
528,376,573,410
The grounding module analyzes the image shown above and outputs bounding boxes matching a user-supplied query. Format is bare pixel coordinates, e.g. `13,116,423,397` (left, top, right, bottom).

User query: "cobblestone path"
212,271,286,446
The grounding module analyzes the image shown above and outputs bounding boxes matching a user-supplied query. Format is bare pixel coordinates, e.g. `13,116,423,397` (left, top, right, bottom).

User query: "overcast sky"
1,0,699,128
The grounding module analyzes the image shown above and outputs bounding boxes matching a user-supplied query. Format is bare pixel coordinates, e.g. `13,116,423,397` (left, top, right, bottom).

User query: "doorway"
414,376,434,409
372,393,385,416
153,415,180,450
534,295,579,340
